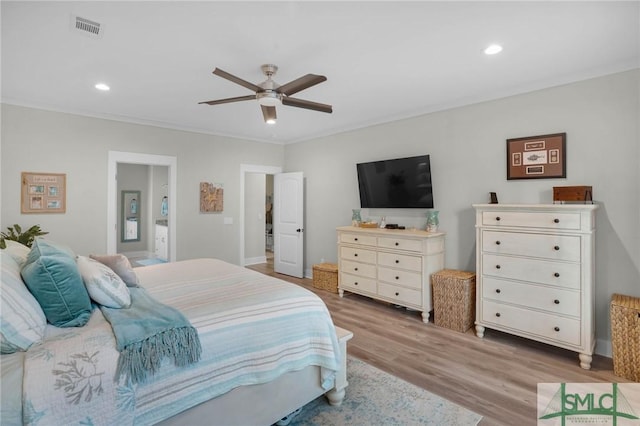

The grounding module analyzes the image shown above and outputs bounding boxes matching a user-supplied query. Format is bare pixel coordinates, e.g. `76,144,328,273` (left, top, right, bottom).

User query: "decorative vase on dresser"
336,226,445,323
473,203,598,369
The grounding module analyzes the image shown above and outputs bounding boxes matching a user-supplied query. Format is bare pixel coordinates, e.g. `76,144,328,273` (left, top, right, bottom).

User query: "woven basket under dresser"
611,293,640,381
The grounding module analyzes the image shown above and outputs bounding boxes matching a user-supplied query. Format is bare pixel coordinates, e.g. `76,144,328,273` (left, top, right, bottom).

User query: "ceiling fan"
199,64,332,124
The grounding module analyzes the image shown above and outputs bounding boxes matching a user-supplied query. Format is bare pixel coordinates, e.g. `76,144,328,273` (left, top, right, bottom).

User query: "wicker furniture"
337,226,445,323
432,270,476,332
611,293,640,381
313,263,339,293
473,204,598,369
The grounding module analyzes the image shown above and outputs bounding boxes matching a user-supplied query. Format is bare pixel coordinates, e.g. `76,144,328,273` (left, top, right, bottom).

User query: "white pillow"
77,256,131,309
89,254,139,287
0,253,47,353
2,240,31,268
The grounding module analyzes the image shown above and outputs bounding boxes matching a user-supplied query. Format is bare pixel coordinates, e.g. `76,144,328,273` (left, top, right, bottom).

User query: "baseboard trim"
245,256,267,266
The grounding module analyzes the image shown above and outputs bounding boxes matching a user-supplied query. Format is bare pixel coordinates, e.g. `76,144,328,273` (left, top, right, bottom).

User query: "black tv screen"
357,155,433,208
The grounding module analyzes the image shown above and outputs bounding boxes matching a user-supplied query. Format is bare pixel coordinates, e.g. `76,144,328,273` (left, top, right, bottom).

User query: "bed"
1,253,351,426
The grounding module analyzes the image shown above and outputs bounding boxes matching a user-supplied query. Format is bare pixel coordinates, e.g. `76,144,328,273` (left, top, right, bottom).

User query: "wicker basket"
432,270,476,332
611,293,640,381
313,263,338,293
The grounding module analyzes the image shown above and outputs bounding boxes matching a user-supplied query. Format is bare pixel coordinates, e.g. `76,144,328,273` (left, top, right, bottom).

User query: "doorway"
240,164,282,266
107,151,177,261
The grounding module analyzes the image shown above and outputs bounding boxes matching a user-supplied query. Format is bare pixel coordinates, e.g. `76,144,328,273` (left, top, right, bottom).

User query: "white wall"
0,104,284,264
285,69,640,351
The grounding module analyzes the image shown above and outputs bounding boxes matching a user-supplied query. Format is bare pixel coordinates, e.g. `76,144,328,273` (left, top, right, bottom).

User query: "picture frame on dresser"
506,133,566,180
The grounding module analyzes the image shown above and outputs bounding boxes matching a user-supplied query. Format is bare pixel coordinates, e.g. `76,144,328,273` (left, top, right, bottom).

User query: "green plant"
0,224,48,249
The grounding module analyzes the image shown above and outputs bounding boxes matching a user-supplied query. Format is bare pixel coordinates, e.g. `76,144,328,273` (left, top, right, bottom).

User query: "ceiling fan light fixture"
257,91,282,107
484,44,503,55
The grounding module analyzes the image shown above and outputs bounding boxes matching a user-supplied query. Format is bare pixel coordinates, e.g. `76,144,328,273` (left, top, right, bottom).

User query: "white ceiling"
2,1,639,144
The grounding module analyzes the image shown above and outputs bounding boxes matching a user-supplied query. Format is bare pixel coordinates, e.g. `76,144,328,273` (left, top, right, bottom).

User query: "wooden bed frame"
158,327,353,425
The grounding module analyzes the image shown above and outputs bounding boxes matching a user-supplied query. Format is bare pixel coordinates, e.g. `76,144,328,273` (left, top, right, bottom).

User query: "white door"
274,172,304,278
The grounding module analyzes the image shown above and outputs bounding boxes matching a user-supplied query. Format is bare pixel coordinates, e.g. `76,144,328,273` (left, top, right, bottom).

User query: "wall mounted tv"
357,155,433,208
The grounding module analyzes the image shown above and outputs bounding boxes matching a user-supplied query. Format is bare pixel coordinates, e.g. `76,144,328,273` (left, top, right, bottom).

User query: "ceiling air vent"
71,15,103,38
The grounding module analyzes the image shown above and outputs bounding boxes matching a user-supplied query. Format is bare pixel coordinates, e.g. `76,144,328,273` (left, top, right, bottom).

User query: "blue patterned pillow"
21,254,92,328
1,253,46,353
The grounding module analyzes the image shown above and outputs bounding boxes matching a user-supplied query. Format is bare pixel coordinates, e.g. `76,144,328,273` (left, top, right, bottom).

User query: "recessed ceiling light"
266,118,277,125
94,83,110,91
484,44,503,55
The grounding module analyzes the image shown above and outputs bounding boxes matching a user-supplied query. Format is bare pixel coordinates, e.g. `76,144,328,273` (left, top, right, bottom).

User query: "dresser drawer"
482,254,580,289
341,259,376,279
481,300,581,346
378,267,422,290
377,237,422,252
482,230,581,262
377,252,422,272
482,277,580,317
340,246,376,264
340,232,377,247
378,282,422,307
482,211,581,230
340,273,377,294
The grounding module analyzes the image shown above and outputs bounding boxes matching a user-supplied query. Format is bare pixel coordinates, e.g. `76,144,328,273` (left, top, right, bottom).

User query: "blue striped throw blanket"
100,287,202,385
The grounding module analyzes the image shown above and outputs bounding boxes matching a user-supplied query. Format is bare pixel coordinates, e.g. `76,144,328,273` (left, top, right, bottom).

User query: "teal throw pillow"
21,254,92,327
24,238,75,267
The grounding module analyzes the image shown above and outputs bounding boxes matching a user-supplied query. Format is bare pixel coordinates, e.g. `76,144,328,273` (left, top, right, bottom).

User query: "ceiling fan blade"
282,97,333,113
198,95,255,106
277,74,327,96
212,68,262,92
261,105,277,123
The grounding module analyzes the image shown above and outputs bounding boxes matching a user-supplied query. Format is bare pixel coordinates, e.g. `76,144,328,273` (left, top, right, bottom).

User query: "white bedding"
8,258,341,425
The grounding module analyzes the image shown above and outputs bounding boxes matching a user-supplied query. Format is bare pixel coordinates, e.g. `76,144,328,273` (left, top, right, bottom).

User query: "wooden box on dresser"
336,226,445,323
473,203,598,369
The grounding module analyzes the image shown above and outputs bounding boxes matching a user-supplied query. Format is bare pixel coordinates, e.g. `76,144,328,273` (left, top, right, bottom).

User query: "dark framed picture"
506,133,566,180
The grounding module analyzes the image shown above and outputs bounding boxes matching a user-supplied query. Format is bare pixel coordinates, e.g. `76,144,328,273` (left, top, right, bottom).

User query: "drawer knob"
554,299,560,305
554,246,560,251
354,267,358,271
496,265,501,269
395,292,400,296
495,312,501,317
554,218,560,223
554,272,560,278
495,240,501,245
395,276,399,280
354,253,358,257
496,216,501,221
495,289,501,294
354,282,358,286
354,238,358,241
554,326,560,332
395,259,400,264
395,242,399,246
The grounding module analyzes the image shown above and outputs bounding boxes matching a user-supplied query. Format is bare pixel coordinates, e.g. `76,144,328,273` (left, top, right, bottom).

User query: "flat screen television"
357,155,433,208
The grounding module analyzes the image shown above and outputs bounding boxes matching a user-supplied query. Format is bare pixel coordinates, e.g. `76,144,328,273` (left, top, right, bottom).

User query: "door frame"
240,164,282,266
107,151,178,261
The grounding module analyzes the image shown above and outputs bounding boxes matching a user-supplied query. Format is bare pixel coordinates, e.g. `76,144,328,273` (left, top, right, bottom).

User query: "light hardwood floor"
247,261,627,426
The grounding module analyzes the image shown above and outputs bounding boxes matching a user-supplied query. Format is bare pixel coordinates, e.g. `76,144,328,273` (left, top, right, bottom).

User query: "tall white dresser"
473,204,598,369
337,226,445,323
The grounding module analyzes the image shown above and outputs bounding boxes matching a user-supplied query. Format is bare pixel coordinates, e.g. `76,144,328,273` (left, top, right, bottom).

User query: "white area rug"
289,356,482,425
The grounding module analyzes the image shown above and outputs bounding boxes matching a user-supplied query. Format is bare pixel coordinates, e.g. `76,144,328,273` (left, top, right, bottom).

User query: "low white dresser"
473,204,598,369
336,226,445,323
